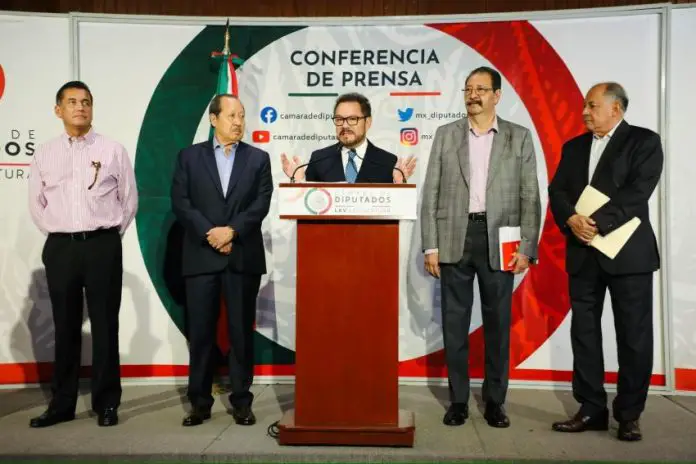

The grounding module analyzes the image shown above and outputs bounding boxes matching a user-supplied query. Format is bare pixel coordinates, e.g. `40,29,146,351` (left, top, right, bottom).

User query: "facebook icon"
260,106,278,124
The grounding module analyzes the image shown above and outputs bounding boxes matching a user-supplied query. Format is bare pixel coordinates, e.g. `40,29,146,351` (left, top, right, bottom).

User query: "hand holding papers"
575,185,641,259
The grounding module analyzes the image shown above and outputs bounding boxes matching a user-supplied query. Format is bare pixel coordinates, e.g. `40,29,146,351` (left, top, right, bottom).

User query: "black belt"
468,212,487,222
49,227,118,241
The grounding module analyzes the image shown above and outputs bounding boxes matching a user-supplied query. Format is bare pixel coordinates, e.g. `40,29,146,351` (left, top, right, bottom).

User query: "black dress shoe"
29,409,75,428
552,409,609,432
618,420,642,441
231,405,256,425
182,409,212,427
443,403,468,426
98,407,118,427
484,403,510,428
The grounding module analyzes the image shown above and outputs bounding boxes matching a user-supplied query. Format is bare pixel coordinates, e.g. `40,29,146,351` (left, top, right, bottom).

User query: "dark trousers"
42,228,123,413
440,220,514,406
185,268,260,411
569,252,653,422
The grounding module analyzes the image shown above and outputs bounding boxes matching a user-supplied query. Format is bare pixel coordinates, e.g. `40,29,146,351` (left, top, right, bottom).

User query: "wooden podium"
276,183,416,447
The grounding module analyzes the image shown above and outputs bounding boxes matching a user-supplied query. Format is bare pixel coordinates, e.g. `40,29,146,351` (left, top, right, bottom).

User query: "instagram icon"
400,127,419,146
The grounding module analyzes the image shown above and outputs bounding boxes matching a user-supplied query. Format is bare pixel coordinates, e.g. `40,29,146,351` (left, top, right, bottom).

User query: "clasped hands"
280,153,417,183
207,226,235,255
567,214,598,245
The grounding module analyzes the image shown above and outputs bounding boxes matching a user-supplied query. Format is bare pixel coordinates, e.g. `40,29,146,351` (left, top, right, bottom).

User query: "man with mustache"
171,94,273,427
281,92,416,183
549,82,663,441
421,66,541,428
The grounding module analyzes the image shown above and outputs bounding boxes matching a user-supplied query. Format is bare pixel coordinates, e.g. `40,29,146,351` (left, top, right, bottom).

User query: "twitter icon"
397,108,414,122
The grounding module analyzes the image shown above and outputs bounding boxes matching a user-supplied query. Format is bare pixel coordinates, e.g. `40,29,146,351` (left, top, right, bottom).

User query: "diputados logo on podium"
279,185,415,218
306,188,393,215
303,188,333,215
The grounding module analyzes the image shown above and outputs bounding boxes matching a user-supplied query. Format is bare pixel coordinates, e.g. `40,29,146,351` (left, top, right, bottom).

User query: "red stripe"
0,363,296,384
0,163,30,167
0,63,5,101
511,369,666,385
396,352,666,385
675,368,696,391
0,362,667,386
228,57,238,96
390,91,440,96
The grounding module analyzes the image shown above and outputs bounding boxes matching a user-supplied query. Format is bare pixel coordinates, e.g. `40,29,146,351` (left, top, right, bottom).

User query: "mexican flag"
209,19,245,142
210,21,245,359
213,51,241,96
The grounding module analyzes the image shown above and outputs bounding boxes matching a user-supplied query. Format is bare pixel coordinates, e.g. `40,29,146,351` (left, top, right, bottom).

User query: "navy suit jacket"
305,140,398,183
171,140,273,277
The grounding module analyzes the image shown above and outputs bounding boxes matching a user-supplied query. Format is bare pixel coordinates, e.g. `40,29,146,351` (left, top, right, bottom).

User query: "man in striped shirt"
27,81,138,428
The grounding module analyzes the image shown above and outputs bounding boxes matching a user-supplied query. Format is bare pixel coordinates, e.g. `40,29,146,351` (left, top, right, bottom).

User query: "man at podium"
421,66,541,429
281,92,416,183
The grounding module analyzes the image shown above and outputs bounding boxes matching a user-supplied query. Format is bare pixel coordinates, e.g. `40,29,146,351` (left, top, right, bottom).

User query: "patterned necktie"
345,149,358,183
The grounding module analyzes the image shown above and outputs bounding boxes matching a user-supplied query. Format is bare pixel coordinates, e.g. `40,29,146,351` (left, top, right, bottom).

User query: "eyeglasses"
332,116,367,126
463,87,494,96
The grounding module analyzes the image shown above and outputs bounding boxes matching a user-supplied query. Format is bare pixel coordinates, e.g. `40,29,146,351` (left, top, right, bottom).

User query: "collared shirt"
424,117,498,255
213,137,237,194
468,117,499,213
588,119,622,181
28,128,138,235
341,138,368,176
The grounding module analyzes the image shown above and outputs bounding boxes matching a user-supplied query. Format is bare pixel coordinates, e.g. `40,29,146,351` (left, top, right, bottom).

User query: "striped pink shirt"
28,128,138,235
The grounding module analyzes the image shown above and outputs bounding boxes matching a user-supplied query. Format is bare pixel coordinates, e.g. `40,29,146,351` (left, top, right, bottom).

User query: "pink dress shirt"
468,118,498,213
28,129,138,235
424,118,497,255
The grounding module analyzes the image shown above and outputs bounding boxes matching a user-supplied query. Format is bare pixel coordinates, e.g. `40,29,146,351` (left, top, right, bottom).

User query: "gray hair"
601,82,629,112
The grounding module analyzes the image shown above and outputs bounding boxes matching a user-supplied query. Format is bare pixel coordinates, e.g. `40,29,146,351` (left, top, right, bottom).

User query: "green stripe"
216,57,230,95
288,92,339,97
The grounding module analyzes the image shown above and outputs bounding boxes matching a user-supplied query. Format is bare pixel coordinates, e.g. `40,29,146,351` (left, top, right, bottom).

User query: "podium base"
277,409,415,447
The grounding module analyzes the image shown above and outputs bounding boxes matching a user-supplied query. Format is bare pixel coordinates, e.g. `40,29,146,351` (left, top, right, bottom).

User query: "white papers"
575,185,641,259
590,217,641,259
575,185,610,217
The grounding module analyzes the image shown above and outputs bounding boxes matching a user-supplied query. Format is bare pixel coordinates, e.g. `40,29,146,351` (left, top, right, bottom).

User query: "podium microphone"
290,143,342,183
354,152,407,184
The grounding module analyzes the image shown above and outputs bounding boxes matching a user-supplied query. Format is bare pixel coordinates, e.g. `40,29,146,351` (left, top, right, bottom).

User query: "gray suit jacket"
420,116,541,267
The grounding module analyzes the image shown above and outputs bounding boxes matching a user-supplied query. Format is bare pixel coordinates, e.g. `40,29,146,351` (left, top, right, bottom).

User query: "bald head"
582,82,627,136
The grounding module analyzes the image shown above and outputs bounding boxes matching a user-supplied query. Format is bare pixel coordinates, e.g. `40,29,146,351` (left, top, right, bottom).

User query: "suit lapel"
590,120,630,185
201,141,224,198
456,119,470,187
225,142,249,198
356,141,375,182
486,119,510,189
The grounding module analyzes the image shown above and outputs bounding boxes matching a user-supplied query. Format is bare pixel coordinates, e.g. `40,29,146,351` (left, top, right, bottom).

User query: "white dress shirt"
589,119,622,181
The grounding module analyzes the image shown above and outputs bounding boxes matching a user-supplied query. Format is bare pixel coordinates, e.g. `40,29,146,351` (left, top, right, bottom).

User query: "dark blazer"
171,140,273,277
548,120,663,276
305,140,398,183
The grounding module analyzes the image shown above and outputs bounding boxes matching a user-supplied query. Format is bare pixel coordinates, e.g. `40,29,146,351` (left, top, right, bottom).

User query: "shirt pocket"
88,161,118,196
